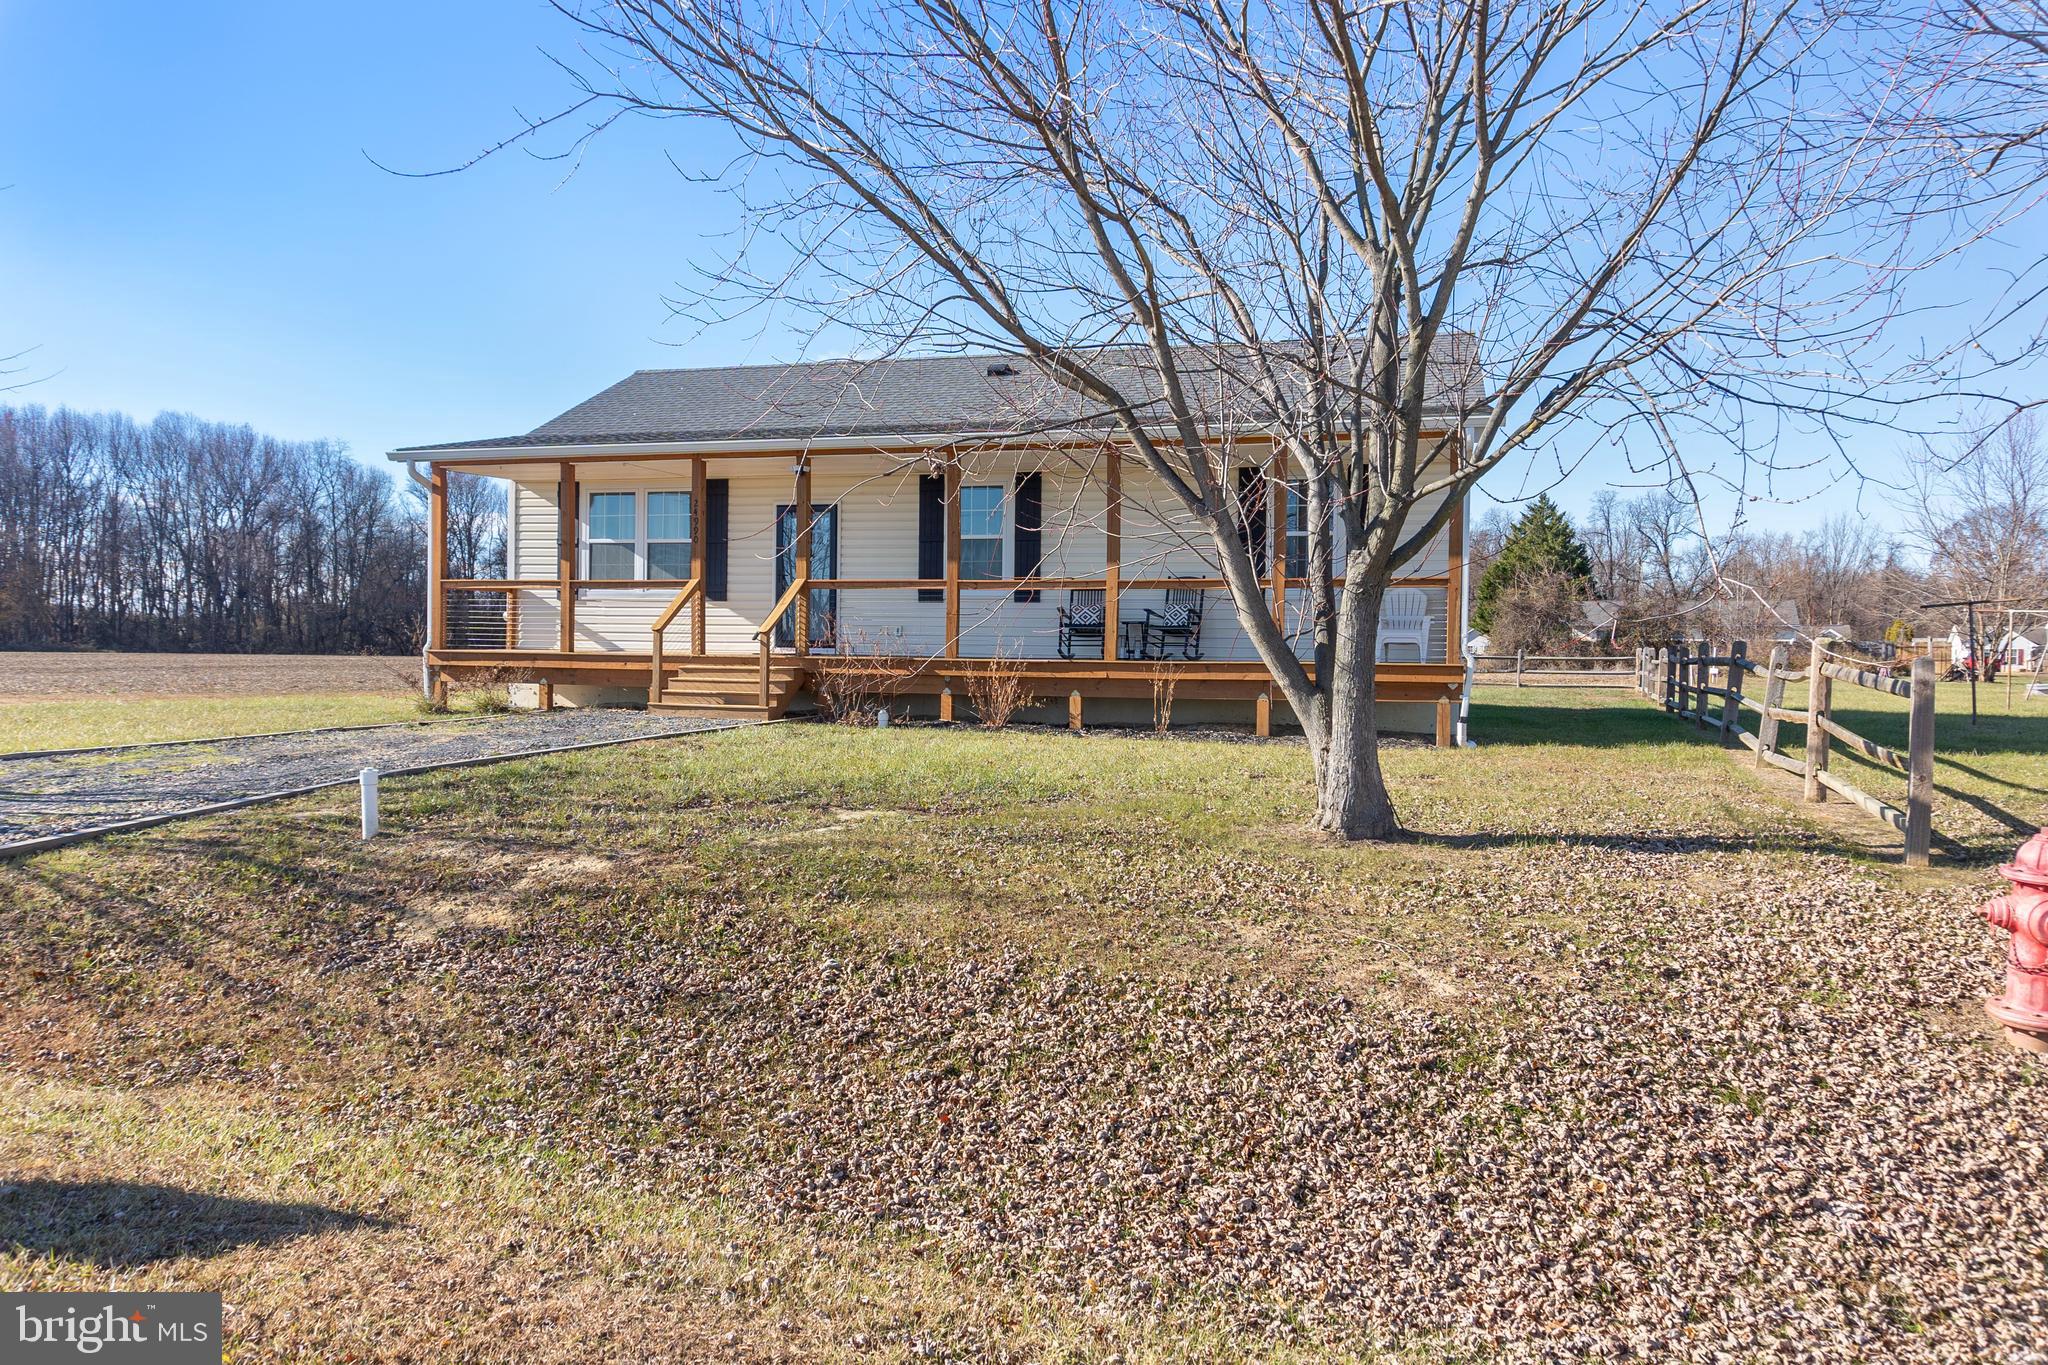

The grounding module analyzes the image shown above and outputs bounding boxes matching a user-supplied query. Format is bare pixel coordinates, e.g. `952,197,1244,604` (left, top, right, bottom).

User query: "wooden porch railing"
646,576,705,704
433,571,1460,680
752,576,809,706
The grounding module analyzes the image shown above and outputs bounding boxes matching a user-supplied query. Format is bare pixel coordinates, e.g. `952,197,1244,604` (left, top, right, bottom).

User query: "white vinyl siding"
496,448,1459,662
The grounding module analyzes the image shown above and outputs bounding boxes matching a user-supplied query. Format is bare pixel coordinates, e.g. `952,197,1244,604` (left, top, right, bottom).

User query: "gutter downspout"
405,460,434,700
1457,479,1476,747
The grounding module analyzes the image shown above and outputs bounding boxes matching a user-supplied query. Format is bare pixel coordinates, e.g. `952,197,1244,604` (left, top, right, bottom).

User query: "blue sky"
2,2,2038,538
0,2,763,459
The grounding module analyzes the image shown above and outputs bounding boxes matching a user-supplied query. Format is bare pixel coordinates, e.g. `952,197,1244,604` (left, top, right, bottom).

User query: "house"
390,354,1473,739
1571,600,1620,646
2000,625,2045,670
1948,626,1975,665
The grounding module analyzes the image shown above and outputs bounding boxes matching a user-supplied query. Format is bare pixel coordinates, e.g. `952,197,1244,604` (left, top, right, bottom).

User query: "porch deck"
427,645,1467,741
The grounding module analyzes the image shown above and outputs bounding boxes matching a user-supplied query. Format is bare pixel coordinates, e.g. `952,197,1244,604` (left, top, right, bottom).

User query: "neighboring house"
2000,625,2045,670
1571,600,1619,646
392,353,1474,738
1764,601,1804,644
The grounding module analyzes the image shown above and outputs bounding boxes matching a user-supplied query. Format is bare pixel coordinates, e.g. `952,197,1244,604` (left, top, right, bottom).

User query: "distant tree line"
0,403,503,654
1471,413,2048,655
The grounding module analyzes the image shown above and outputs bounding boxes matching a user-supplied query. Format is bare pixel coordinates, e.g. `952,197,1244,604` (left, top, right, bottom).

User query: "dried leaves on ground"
2,711,2044,1362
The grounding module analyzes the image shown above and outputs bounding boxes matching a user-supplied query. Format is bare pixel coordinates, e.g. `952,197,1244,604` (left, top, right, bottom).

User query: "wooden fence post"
1515,650,1525,688
1905,654,1936,866
1803,636,1832,803
1755,643,1788,768
1663,644,1677,711
1687,646,1703,732
1722,641,1746,741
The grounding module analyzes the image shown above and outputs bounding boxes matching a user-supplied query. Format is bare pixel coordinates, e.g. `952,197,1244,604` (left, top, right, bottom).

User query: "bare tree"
429,470,508,583
1908,410,2048,616
510,0,2016,837
0,403,423,653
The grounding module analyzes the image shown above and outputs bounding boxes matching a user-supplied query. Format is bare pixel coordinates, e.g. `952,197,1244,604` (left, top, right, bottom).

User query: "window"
959,485,1004,580
646,491,693,580
586,491,637,580
583,489,693,581
1284,481,1309,578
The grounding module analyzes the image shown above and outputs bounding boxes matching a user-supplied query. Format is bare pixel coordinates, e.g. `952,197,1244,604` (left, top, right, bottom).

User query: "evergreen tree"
1472,494,1595,633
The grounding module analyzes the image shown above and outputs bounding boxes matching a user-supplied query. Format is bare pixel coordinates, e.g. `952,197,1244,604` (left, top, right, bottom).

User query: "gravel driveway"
0,710,755,850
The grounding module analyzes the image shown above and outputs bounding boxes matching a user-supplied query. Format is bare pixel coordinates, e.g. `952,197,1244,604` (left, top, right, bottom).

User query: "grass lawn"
0,693,434,755
3,688,2043,1361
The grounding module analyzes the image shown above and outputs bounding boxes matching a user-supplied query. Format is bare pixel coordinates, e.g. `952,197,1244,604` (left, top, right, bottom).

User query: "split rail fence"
1633,640,1940,866
1471,652,1636,687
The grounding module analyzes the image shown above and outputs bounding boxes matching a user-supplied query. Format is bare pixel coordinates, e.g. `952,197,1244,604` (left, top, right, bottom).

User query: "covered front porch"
420,445,1467,740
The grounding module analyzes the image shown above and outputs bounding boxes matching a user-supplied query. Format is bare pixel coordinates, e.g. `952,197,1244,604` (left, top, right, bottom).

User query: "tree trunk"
1310,574,1400,839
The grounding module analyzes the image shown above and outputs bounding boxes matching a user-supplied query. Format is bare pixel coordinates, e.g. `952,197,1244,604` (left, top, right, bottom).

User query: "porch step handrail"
750,576,810,707
647,576,705,704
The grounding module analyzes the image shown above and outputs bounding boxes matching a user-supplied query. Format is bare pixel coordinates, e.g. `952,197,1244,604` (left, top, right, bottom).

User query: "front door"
774,504,838,649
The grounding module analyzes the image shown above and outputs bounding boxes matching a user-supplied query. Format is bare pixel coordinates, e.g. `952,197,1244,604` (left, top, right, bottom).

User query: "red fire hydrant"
1982,829,2048,1055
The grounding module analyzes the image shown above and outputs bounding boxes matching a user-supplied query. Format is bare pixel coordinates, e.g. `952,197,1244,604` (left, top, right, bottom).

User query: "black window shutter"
704,478,729,601
1013,472,1042,603
1236,466,1268,575
917,475,944,602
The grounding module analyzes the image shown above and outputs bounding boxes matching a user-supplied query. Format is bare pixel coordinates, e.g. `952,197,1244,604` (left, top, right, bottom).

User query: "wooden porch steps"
649,656,807,719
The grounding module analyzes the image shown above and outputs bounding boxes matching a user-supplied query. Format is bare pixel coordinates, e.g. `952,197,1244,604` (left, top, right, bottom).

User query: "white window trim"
580,487,693,590
644,489,693,582
1284,480,1309,576
582,490,640,582
959,483,1007,582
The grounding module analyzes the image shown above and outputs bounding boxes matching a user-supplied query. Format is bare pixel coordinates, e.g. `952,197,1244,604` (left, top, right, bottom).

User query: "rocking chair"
1139,583,1206,660
1057,588,1108,660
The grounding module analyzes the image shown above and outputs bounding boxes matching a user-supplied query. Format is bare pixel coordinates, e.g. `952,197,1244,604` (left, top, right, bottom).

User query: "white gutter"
386,431,977,463
384,409,1478,465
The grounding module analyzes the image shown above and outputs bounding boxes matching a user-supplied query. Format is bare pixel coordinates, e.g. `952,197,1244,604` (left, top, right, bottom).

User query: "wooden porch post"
690,458,707,655
1102,450,1121,662
793,460,813,655
557,461,577,654
427,464,448,650
943,458,962,658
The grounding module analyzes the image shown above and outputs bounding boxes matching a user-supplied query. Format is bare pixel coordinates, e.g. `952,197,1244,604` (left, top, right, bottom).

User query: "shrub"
815,628,915,725
964,646,1038,727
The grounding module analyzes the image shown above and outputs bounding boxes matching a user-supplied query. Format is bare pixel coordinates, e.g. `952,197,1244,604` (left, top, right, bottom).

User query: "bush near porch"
2,689,2043,1362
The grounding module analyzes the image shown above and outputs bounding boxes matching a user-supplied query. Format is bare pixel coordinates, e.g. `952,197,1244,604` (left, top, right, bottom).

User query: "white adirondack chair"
1378,587,1430,663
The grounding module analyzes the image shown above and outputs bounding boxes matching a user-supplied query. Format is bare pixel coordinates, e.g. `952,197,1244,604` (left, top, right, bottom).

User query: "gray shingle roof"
392,343,1482,456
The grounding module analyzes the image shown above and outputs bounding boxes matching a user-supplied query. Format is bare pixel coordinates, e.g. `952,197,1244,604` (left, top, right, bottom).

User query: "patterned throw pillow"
1161,603,1192,628
1069,602,1104,626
